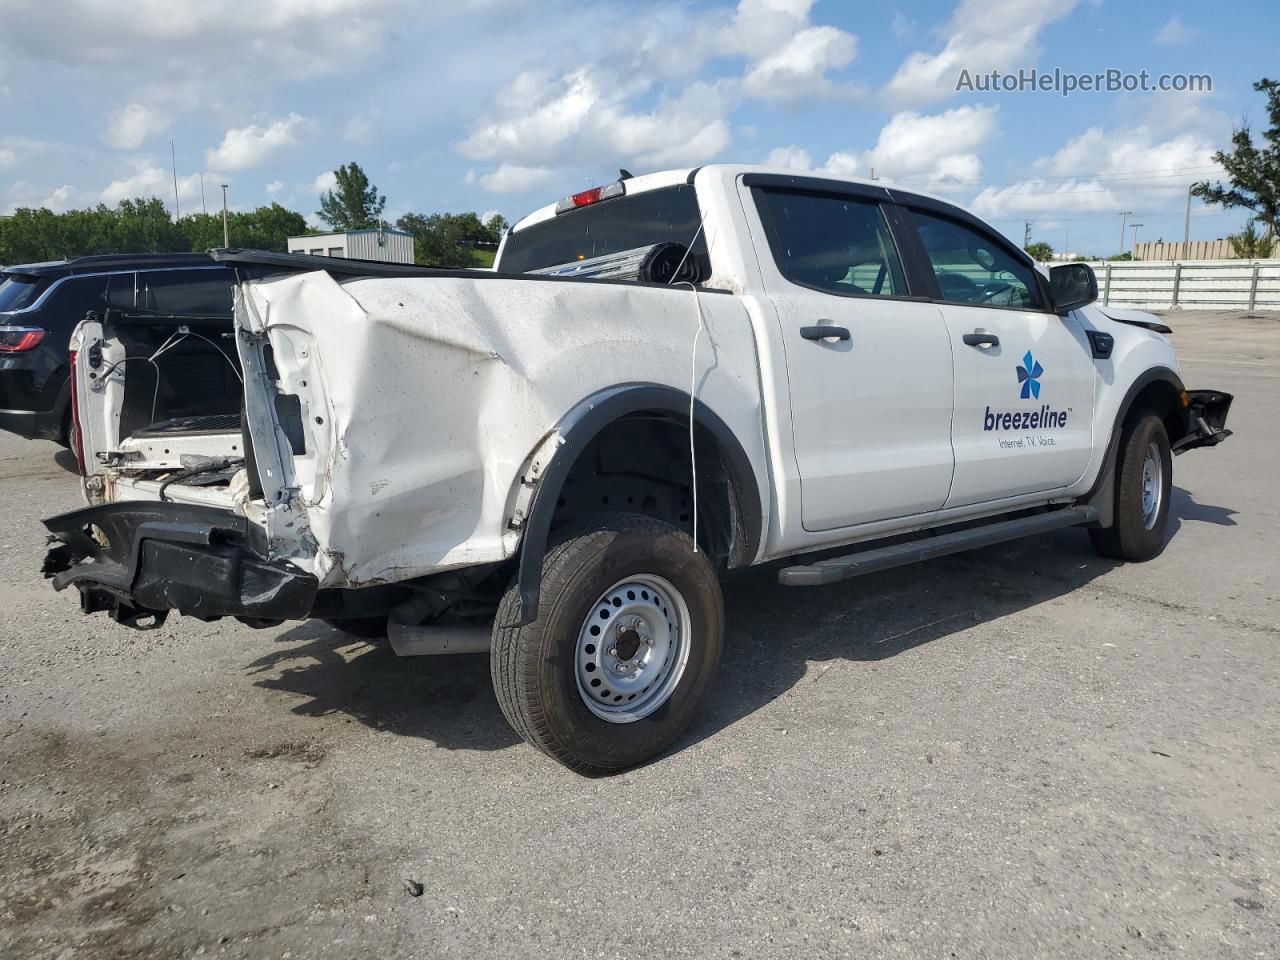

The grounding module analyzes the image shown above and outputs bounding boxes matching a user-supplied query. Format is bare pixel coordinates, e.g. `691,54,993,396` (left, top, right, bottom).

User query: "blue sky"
0,0,1275,255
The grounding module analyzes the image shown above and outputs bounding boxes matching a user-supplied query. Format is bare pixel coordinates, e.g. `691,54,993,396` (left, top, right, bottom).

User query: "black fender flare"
1081,365,1185,526
512,384,763,624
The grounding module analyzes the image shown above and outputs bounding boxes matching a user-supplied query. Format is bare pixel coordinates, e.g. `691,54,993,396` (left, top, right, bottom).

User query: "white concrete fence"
1070,259,1280,311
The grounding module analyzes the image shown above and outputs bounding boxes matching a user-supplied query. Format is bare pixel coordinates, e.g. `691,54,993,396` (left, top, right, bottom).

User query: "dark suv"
0,253,233,444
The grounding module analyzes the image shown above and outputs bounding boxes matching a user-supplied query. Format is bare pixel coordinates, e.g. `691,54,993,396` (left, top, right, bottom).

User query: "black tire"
1089,411,1172,561
323,617,388,639
492,514,723,775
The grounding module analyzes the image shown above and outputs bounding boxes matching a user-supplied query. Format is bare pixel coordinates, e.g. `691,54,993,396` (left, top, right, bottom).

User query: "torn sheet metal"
236,270,768,589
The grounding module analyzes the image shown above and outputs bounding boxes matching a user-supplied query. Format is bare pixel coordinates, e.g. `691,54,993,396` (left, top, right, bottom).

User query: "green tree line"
0,196,509,269
0,198,308,265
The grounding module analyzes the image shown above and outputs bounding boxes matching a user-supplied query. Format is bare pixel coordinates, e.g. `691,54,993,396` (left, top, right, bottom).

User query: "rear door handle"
962,332,1000,347
801,325,851,342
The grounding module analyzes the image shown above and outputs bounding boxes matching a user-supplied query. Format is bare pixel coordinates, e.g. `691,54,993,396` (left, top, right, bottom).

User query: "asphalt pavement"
1,310,1276,959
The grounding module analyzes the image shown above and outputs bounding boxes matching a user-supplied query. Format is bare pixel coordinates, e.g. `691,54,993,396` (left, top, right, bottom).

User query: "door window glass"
753,189,906,297
912,211,1043,309
138,269,233,316
104,273,135,309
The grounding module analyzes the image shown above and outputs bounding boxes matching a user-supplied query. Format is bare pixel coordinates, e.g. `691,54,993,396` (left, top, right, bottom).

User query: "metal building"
287,227,414,264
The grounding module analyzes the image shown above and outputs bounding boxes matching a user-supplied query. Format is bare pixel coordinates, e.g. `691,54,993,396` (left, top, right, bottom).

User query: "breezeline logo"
983,349,1068,432
1017,351,1044,399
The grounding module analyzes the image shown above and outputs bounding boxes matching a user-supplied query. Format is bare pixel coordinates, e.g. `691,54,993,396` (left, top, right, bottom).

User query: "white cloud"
742,25,860,103
970,119,1224,220
478,164,557,194
480,208,502,224
39,185,76,212
265,179,284,196
885,0,1077,105
1154,15,1195,46
891,12,916,41
864,104,998,186
456,0,863,181
460,70,734,183
0,148,15,169
312,170,338,194
603,82,733,167
764,146,812,169
0,0,413,80
205,113,309,172
763,105,999,191
459,70,597,164
105,103,165,150
98,162,210,208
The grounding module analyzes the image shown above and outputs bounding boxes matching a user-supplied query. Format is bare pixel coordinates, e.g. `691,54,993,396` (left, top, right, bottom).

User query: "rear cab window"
498,185,709,277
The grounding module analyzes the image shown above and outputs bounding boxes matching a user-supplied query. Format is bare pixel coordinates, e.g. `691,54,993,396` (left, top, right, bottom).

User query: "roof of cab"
508,163,966,235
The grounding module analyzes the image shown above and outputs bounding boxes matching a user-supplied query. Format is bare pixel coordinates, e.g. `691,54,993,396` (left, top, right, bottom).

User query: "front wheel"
1089,411,1172,561
491,515,723,775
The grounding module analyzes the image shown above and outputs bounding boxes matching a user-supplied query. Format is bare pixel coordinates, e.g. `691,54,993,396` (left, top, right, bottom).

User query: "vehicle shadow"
1168,485,1238,532
53,448,79,474
246,627,521,752
243,490,1235,764
681,527,1118,754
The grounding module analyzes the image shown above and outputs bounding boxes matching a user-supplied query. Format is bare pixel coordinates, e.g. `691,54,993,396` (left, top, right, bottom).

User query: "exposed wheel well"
1127,378,1187,447
546,411,755,569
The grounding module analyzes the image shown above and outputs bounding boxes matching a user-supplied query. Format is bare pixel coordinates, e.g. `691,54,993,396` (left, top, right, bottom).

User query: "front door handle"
962,332,1000,347
801,324,851,342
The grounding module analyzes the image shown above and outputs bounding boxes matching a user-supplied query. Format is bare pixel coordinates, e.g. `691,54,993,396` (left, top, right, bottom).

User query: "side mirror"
1049,262,1098,315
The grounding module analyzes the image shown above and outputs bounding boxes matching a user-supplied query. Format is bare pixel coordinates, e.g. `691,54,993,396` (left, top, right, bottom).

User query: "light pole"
1183,184,1193,258
1118,211,1133,256
1130,223,1144,259
220,184,230,248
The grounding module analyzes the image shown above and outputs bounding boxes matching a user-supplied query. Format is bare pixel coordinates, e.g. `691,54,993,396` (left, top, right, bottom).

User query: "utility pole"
1130,223,1144,259
1183,185,1193,259
200,173,208,215
169,140,181,221
1118,211,1133,256
220,184,230,248
1023,221,1033,248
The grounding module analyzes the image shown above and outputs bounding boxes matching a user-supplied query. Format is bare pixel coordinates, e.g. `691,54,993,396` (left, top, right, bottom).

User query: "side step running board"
778,506,1099,587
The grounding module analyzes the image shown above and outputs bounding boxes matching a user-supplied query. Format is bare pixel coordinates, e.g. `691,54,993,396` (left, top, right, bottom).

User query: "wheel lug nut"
608,647,617,656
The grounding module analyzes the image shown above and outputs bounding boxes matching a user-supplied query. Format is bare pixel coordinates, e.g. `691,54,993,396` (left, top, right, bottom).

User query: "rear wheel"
1089,411,1172,561
492,515,723,775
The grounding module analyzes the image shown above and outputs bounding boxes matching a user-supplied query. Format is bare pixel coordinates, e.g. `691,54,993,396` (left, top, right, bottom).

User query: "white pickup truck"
44,165,1232,773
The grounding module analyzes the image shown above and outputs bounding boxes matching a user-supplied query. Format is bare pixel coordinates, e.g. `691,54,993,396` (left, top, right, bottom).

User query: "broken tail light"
554,180,625,214
0,325,46,352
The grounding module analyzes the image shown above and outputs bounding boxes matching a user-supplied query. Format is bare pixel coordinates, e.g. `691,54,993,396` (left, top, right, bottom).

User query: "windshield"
499,185,708,276
0,274,49,312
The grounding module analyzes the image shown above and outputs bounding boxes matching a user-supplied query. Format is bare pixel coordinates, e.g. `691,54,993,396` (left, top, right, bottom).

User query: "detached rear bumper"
42,502,317,629
1174,389,1233,453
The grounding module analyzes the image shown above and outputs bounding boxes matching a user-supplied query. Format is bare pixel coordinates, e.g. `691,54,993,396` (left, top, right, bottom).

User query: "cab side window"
754,189,907,298
911,211,1044,310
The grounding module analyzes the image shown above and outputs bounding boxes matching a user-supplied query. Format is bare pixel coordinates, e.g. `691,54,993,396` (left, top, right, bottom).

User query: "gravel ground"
1,310,1276,959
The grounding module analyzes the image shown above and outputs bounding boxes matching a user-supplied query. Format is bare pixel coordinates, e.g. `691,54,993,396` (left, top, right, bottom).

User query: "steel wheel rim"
574,574,692,724
1140,441,1163,529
